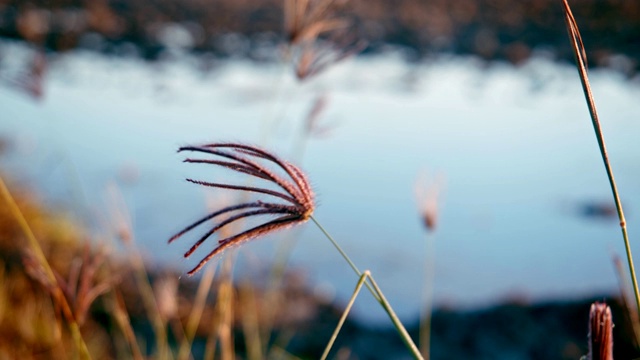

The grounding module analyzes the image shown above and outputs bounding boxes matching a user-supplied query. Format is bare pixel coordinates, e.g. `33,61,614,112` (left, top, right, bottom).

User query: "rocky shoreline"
1,0,639,74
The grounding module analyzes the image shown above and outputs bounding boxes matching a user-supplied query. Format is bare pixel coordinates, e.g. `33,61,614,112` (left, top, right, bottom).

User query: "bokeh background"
1,0,640,358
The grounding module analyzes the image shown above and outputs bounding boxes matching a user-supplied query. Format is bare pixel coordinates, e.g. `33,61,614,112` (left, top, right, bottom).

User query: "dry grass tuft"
283,0,365,81
588,302,614,360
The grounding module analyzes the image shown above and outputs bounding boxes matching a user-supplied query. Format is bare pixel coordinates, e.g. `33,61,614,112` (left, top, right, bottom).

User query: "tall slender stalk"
309,216,378,300
0,176,91,359
561,0,640,316
177,265,217,360
420,232,436,360
309,215,423,360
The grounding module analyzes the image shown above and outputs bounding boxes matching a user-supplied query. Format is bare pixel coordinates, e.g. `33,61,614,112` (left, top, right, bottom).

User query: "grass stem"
562,0,640,317
309,215,423,360
177,265,217,360
0,176,91,359
309,215,378,300
420,232,436,360
320,271,369,360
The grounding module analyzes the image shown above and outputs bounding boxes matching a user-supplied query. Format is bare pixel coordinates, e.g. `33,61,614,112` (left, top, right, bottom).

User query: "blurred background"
1,0,640,358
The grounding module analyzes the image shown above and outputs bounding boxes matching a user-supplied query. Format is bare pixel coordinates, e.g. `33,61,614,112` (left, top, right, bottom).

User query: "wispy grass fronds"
283,0,365,81
284,0,349,46
3,48,46,100
588,302,614,360
23,243,114,326
304,94,331,137
170,143,315,275
293,38,366,81
562,0,640,316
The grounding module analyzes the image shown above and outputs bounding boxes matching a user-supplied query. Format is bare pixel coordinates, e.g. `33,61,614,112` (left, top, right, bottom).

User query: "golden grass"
0,176,321,359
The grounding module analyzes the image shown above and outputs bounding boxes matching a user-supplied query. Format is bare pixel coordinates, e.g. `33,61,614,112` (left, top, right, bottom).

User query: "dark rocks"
1,0,639,74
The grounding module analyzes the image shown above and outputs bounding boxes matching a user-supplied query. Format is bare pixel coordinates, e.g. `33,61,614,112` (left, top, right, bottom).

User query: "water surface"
2,41,640,323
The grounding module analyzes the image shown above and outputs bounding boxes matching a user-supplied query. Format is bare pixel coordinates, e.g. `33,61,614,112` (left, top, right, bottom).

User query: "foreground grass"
0,176,343,359
2,175,640,359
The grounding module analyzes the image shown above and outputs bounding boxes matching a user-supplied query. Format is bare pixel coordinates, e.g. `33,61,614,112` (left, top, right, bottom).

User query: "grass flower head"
169,143,315,275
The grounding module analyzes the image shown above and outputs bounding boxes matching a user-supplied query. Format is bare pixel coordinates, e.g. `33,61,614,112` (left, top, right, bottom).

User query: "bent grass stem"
321,271,369,360
562,0,640,317
309,215,423,360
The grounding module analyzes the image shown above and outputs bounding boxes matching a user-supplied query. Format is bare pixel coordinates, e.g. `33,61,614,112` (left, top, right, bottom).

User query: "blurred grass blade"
0,176,92,359
178,265,217,360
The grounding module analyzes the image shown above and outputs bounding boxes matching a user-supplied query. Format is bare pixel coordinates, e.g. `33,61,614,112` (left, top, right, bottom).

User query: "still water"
2,40,640,323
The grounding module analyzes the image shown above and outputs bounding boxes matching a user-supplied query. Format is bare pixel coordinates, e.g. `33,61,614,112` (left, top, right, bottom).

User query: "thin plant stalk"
268,346,304,360
309,215,423,360
129,249,172,360
320,271,369,360
204,318,220,360
0,176,91,359
309,216,378,301
217,257,236,360
111,290,145,360
562,0,640,316
239,282,263,360
368,272,423,360
612,254,640,347
261,108,319,352
108,183,172,359
260,232,300,355
267,330,296,360
420,232,436,360
177,265,217,360
258,50,293,147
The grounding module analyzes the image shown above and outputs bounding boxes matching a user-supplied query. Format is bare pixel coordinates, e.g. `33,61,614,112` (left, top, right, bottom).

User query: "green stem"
368,274,423,360
320,272,369,360
309,216,378,301
309,215,424,360
562,0,640,317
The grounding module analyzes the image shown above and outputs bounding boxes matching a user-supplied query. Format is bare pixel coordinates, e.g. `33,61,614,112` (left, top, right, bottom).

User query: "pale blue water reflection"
1,42,640,323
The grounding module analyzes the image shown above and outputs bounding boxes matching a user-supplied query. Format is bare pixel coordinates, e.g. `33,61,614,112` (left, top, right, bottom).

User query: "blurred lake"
1,40,640,324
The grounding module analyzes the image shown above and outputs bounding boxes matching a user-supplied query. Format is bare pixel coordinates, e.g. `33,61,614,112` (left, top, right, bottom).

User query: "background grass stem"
420,232,436,360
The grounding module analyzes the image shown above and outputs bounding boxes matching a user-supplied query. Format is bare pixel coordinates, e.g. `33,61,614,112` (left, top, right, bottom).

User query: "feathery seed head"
284,0,349,46
415,171,445,233
169,143,315,275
